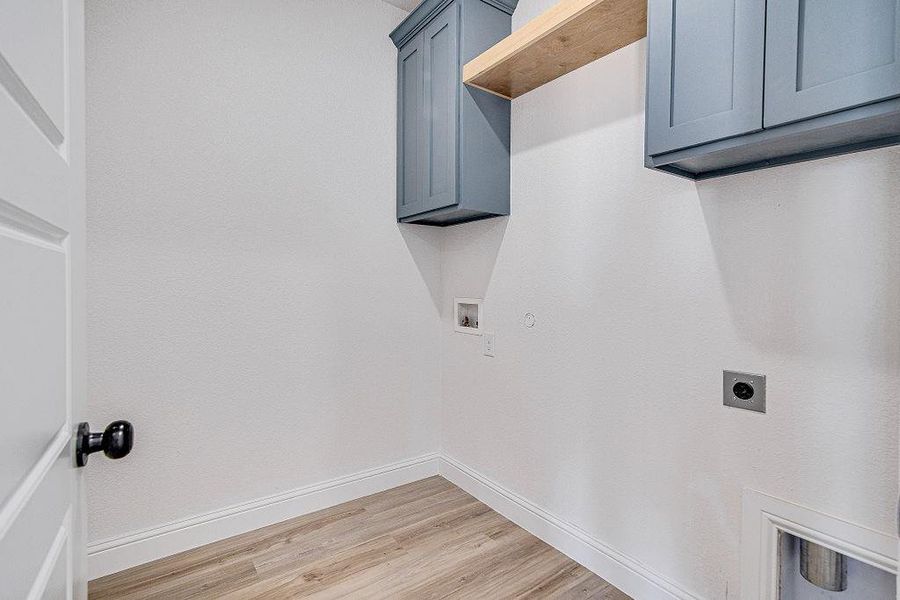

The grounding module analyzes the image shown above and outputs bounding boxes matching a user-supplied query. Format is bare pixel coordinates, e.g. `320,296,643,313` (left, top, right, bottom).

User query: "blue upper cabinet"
645,0,766,156
646,0,900,179
390,0,515,226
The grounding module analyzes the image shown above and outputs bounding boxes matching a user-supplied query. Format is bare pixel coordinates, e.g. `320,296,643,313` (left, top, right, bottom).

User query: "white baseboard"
438,454,699,600
90,452,699,600
87,453,440,580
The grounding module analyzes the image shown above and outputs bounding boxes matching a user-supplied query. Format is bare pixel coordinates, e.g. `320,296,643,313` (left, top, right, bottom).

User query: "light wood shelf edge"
462,0,647,100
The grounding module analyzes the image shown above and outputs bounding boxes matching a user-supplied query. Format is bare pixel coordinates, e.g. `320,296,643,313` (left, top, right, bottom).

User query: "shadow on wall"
694,148,900,591
399,223,444,311
440,217,509,318
697,148,900,373
513,40,646,154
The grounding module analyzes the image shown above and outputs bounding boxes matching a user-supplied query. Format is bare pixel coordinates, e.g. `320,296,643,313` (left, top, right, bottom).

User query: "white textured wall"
440,1,900,598
87,0,899,594
85,0,442,544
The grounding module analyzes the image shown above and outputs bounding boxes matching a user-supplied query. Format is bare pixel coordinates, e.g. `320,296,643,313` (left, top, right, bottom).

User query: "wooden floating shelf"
462,0,647,99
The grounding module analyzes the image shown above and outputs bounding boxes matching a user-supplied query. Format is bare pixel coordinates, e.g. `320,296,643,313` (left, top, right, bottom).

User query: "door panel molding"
0,229,69,507
0,197,69,248
0,52,64,147
0,0,69,148
1,452,73,599
0,425,70,541
26,509,72,600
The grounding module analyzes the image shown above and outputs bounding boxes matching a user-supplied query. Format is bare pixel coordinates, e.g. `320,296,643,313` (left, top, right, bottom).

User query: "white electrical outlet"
483,332,495,357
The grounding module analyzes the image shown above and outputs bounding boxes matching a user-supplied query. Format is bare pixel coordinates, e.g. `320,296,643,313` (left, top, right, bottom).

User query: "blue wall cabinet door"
390,0,515,226
645,0,900,178
397,35,425,219
421,5,459,213
645,0,766,156
764,0,900,127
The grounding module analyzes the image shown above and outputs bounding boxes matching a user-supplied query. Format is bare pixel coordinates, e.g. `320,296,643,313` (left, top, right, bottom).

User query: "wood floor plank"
253,535,408,599
301,511,516,600
89,477,632,599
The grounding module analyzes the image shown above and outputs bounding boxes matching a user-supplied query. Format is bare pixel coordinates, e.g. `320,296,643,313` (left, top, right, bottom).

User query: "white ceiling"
382,0,421,11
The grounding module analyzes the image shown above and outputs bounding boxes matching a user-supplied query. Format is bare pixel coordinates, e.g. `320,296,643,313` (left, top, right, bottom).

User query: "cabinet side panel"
459,0,510,216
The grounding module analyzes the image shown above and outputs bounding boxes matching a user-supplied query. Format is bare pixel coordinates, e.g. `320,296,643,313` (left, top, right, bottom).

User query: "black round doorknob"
76,420,134,467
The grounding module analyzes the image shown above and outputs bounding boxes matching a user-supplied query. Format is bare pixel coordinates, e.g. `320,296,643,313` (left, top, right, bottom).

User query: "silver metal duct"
800,539,847,592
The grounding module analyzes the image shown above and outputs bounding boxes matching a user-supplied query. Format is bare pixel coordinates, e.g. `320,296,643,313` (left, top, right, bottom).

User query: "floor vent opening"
741,490,897,599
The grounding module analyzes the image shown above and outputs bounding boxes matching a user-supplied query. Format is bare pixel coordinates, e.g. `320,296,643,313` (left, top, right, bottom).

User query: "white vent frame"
454,298,483,335
740,489,898,599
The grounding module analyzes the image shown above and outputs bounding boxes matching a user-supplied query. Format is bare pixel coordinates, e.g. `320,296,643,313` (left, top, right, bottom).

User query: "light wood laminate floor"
89,476,631,599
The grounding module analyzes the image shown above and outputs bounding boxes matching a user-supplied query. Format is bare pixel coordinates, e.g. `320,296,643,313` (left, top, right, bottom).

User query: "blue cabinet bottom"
398,205,508,226
647,98,900,179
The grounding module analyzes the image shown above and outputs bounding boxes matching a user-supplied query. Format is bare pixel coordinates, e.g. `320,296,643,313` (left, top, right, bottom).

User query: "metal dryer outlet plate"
723,370,766,413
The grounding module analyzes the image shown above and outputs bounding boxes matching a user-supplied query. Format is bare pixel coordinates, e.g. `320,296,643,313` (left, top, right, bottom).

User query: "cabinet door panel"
765,0,900,127
646,0,765,155
422,4,458,212
397,36,424,218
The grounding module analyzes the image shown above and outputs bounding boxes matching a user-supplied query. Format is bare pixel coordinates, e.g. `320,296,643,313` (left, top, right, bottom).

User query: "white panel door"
0,0,87,598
